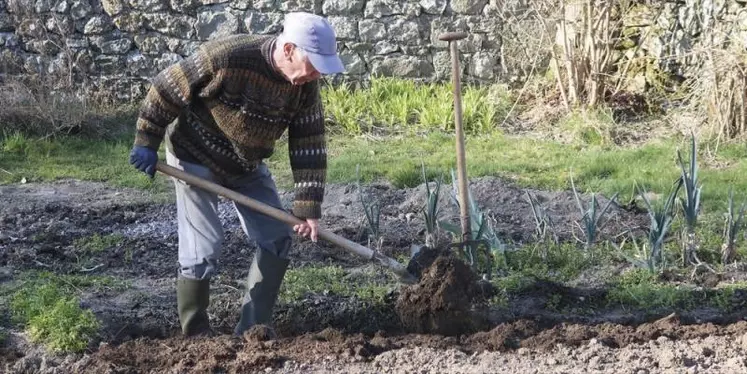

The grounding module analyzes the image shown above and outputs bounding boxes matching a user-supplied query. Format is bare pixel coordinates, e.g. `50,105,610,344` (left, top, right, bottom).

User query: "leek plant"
632,182,680,271
421,162,442,249
677,135,703,266
525,191,557,260
722,186,746,264
356,165,383,251
570,175,619,249
440,169,506,275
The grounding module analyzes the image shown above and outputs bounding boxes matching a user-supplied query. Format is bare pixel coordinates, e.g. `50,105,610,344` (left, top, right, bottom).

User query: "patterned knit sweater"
133,34,327,219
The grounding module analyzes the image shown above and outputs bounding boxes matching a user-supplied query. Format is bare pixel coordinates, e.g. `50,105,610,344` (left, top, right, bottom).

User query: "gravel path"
276,334,747,374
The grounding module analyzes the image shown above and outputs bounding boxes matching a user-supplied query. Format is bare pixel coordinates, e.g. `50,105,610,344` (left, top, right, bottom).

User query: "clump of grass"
9,281,99,353
506,241,605,281
279,265,394,304
606,268,696,311
73,233,124,255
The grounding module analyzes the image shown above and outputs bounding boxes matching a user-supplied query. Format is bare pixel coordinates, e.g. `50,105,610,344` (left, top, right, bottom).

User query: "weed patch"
73,233,124,255
279,265,395,304
0,271,129,353
8,282,99,353
606,269,697,311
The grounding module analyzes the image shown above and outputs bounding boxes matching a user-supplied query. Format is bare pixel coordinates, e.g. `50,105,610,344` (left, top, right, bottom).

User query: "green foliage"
722,186,747,264
678,135,702,231
506,241,607,281
440,169,506,276
622,182,680,272
73,233,124,254
525,191,557,247
10,281,99,353
570,175,619,249
356,165,382,250
557,108,615,146
2,131,30,154
320,76,512,135
279,265,394,304
421,162,443,248
606,269,695,311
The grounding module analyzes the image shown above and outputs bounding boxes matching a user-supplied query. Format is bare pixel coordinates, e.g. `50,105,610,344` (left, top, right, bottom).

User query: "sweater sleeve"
288,80,327,220
133,47,218,150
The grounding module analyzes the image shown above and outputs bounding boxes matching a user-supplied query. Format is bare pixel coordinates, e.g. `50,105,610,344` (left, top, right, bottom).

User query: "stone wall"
0,0,503,100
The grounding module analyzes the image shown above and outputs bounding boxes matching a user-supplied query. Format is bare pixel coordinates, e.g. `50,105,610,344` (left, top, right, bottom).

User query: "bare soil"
1,177,745,373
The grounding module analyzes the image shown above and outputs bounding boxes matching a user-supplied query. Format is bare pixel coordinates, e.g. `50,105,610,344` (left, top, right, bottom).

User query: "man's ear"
282,42,295,61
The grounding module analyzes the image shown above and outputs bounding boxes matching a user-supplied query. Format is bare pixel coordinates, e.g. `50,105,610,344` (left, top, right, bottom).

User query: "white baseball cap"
280,12,346,75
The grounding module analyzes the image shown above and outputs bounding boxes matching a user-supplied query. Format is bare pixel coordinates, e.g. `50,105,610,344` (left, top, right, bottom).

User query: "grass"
73,233,125,255
4,129,747,214
0,271,130,353
279,264,396,304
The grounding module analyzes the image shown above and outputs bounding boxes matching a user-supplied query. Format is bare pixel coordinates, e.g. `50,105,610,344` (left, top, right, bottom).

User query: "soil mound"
395,249,486,336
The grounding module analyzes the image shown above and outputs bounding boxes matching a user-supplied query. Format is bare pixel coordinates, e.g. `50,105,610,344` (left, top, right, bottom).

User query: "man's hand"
293,218,319,242
129,145,158,178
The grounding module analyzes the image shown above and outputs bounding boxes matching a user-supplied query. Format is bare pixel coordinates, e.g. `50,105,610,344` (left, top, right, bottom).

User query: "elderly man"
128,12,345,337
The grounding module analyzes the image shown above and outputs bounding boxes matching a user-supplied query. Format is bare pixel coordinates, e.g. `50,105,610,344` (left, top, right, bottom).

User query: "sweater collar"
261,36,289,83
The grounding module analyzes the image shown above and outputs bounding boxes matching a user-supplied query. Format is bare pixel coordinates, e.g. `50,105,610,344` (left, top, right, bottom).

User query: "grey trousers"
166,151,293,280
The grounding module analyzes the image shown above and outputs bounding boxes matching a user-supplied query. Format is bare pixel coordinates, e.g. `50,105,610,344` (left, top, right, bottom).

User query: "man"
128,12,345,337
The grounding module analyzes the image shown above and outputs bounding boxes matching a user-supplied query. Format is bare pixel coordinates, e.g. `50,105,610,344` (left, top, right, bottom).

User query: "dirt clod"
243,325,276,342
395,251,485,336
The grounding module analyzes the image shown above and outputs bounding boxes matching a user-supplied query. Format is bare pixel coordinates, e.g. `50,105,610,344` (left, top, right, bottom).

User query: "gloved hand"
129,145,158,178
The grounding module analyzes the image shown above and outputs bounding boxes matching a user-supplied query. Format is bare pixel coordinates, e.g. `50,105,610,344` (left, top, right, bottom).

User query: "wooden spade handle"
438,31,468,41
155,162,416,282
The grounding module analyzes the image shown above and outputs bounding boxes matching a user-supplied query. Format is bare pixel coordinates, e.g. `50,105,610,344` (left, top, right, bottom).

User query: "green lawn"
2,130,747,213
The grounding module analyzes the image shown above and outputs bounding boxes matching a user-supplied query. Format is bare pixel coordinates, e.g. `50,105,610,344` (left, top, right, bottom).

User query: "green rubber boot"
234,248,290,337
177,276,212,337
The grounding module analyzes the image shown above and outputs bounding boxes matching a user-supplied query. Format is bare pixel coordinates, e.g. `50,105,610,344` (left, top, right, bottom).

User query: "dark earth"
2,176,747,373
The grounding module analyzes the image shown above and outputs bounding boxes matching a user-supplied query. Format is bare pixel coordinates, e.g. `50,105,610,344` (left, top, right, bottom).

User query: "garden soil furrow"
2,180,744,373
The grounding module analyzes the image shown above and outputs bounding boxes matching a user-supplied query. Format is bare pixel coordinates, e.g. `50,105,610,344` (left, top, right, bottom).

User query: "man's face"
283,43,321,85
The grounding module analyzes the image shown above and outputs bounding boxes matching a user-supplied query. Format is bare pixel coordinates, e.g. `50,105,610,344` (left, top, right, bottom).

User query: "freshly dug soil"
18,316,747,374
395,248,487,336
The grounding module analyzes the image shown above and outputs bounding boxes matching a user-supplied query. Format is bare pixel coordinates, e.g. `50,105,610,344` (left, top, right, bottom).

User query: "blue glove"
129,145,158,178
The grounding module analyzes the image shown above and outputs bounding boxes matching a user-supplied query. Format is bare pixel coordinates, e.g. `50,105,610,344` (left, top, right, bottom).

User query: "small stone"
327,16,358,40
358,19,387,42
84,15,114,35
373,41,399,55
0,12,12,32
129,0,168,11
243,11,282,35
322,0,365,15
70,0,93,20
420,0,446,14
101,0,125,15
451,0,488,14
99,38,133,54
196,7,239,40
339,50,365,75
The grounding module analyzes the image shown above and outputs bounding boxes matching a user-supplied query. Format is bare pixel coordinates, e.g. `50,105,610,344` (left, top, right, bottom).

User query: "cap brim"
307,52,345,75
